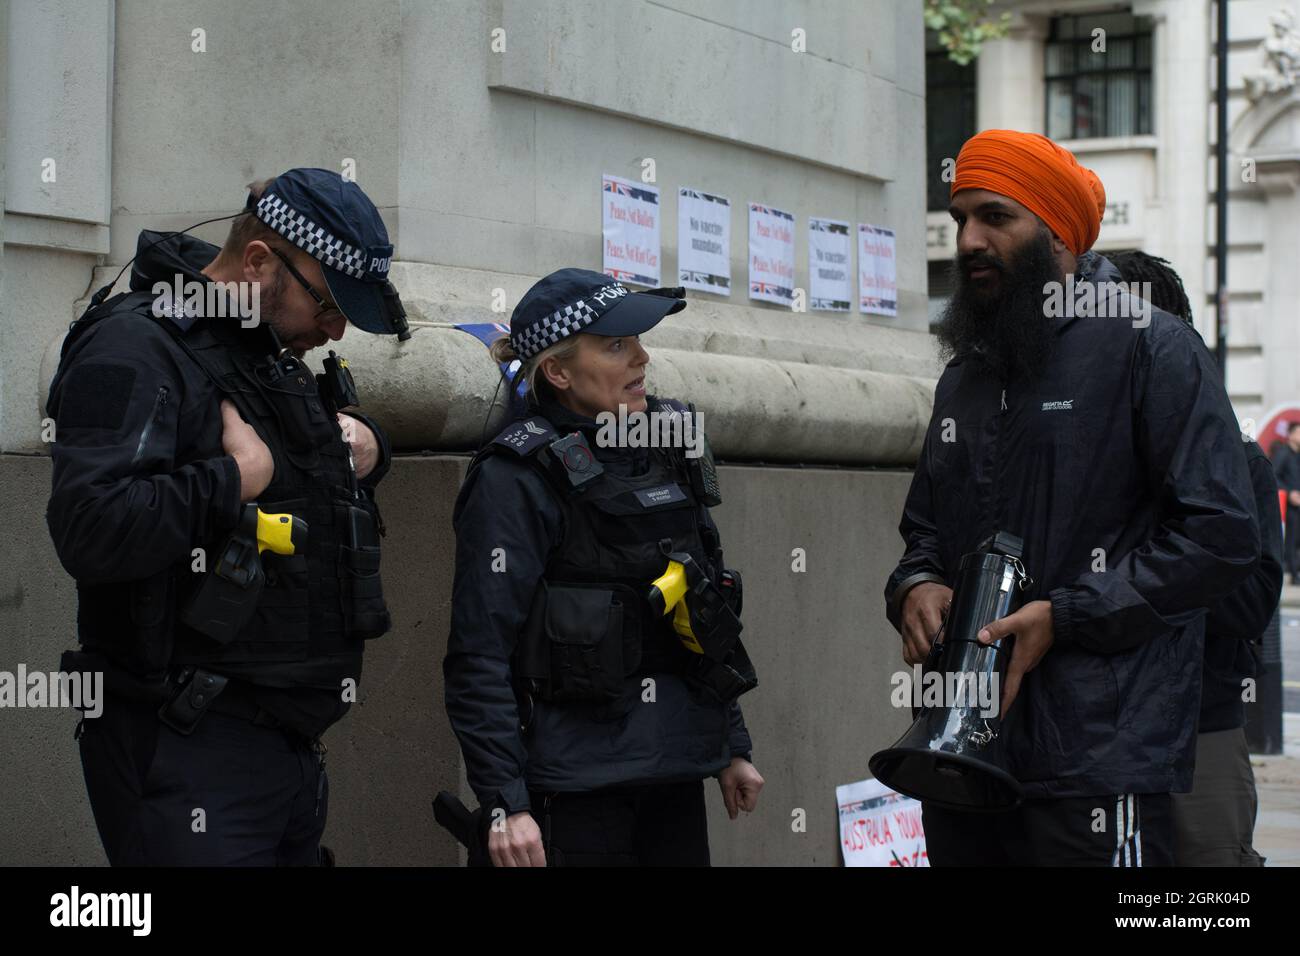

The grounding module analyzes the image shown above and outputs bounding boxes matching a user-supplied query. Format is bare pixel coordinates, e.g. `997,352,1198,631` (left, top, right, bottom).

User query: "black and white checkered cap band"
513,299,600,362
255,193,369,279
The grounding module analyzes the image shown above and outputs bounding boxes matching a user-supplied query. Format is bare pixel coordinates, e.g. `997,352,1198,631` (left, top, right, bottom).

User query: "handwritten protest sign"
837,776,929,867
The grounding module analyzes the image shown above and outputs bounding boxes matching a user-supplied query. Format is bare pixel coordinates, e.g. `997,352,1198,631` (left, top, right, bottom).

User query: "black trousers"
77,694,327,866
528,779,711,866
1171,728,1265,866
923,793,1174,866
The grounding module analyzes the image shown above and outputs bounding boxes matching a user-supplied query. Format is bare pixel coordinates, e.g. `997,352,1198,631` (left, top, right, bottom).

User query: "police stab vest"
63,291,390,689
472,403,719,703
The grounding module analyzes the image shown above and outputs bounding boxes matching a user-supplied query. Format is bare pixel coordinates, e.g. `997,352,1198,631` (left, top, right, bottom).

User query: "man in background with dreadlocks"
1110,250,1279,866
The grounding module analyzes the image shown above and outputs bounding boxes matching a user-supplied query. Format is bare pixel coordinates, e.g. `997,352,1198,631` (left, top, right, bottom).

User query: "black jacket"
885,252,1260,798
443,399,751,815
1199,441,1282,731
46,231,391,737
1271,442,1292,477
1275,444,1300,496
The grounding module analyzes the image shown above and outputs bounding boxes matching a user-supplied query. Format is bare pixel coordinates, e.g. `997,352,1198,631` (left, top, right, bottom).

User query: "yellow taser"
647,557,705,655
246,505,309,556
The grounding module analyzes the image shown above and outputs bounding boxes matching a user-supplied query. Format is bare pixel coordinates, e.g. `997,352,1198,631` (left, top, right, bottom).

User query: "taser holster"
648,552,756,702
180,504,307,644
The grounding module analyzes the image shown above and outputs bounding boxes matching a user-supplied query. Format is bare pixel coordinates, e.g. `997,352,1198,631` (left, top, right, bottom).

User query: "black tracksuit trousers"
923,794,1174,866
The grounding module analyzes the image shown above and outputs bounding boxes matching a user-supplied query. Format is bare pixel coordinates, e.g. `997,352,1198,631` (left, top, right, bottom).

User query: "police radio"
684,402,721,507
318,350,359,412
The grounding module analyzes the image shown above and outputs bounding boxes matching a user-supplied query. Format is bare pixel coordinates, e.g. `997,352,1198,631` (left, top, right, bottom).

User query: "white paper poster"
836,776,929,867
748,202,795,306
602,174,661,287
858,223,897,316
677,188,731,295
808,217,852,312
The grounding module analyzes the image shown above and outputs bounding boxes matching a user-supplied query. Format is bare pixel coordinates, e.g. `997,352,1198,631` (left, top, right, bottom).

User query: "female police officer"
443,268,763,866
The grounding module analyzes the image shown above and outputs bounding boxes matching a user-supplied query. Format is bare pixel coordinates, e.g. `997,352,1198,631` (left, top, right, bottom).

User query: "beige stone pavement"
1253,584,1300,867
1252,713,1299,866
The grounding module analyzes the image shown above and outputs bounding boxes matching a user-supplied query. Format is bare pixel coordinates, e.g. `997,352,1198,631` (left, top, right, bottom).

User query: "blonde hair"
491,333,583,403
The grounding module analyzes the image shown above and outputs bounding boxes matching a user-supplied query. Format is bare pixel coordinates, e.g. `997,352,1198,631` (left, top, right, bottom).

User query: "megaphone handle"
922,616,948,674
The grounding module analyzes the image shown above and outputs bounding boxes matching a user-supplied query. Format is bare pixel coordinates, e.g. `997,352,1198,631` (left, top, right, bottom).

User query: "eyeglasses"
269,247,345,324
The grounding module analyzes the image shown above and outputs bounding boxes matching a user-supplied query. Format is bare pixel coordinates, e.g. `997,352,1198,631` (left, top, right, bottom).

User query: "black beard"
257,269,291,344
934,229,1064,381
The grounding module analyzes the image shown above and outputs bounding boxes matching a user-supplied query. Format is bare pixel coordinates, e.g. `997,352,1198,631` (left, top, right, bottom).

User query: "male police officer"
47,169,406,865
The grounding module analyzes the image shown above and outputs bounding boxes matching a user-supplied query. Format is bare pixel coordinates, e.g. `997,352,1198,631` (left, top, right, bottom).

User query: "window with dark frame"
927,259,957,332
1046,11,1153,140
926,31,977,212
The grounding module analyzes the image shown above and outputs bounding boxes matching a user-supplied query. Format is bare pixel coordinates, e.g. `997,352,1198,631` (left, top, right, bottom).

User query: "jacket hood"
128,230,221,293
1050,251,1182,337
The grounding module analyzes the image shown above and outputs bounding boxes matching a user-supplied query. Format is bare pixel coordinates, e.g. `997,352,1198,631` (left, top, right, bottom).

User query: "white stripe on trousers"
1133,794,1143,867
1113,796,1124,866
1111,793,1142,867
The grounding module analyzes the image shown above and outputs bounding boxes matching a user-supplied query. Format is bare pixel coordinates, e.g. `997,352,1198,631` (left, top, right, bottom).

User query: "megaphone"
868,531,1030,812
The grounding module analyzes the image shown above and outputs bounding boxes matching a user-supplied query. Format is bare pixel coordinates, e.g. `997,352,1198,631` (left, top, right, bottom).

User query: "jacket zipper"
992,382,1007,531
131,386,169,465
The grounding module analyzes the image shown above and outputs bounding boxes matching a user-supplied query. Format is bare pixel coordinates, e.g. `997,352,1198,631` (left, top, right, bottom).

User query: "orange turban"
951,129,1107,256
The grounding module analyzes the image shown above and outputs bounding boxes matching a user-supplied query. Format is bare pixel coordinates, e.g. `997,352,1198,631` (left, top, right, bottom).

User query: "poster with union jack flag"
748,202,795,306
859,223,898,316
602,174,661,287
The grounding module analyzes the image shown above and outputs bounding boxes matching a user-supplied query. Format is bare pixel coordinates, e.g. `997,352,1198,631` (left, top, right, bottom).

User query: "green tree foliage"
925,0,1012,65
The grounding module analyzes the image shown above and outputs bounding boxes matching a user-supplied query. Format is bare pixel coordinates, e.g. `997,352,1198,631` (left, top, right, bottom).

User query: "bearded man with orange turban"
883,130,1261,866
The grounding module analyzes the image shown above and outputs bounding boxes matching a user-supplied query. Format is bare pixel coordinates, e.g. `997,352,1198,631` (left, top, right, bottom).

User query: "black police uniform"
443,396,753,866
47,229,392,865
886,252,1260,866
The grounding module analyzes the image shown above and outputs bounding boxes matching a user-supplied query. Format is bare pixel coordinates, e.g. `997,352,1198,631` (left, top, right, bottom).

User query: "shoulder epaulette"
473,415,604,497
490,416,558,457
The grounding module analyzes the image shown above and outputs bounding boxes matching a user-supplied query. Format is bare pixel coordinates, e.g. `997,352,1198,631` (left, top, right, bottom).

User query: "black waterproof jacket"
1199,441,1281,731
46,231,391,737
885,253,1260,798
443,399,752,816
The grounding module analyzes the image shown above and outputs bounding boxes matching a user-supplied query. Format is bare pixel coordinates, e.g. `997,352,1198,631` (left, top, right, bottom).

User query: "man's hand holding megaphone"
899,582,952,666
977,600,1055,715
